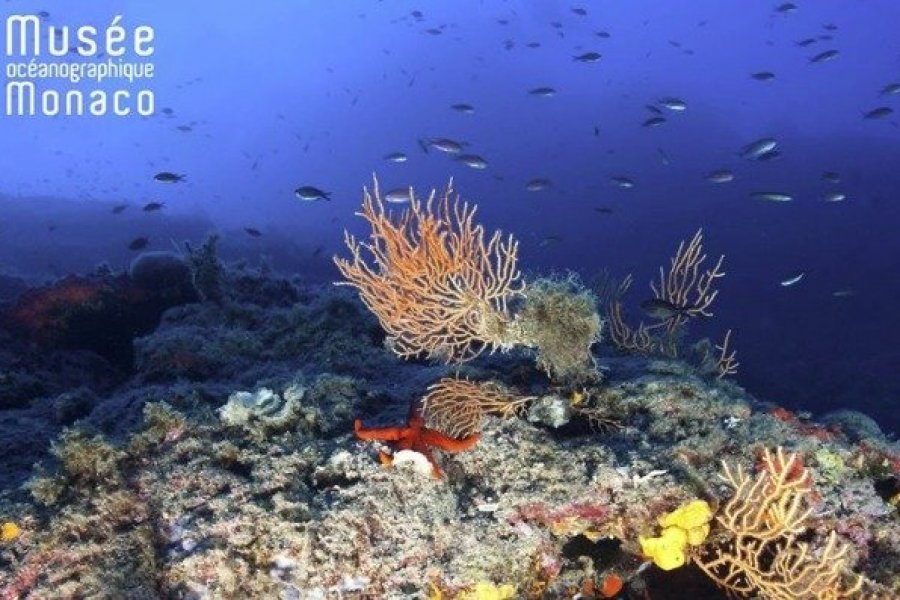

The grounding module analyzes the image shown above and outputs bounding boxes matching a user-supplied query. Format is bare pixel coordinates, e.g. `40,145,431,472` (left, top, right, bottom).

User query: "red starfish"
353,405,479,478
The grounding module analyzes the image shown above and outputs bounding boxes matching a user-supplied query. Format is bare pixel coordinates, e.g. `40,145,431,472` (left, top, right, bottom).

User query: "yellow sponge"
659,499,712,546
639,500,713,570
457,582,516,600
1,521,20,542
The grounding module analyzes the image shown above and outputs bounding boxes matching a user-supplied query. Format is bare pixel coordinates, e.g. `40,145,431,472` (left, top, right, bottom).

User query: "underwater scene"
1,1,899,598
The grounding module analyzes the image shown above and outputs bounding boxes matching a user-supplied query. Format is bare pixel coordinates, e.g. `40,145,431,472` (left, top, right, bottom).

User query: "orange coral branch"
715,329,739,379
650,228,725,331
696,448,865,599
421,377,533,439
334,176,522,363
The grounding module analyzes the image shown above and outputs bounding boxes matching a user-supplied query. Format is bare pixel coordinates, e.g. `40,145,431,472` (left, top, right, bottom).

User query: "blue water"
1,0,898,434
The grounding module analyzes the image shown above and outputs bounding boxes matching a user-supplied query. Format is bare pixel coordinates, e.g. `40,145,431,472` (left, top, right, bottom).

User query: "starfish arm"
353,414,479,478
354,418,408,442
421,430,481,453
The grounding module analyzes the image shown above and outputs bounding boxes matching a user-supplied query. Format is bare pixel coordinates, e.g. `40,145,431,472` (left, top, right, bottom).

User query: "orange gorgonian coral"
334,177,523,363
696,448,866,599
420,377,533,439
604,229,731,363
650,228,725,331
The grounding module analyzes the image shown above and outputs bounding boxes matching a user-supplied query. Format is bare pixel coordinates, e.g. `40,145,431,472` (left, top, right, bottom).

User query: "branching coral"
334,176,523,363
696,447,866,599
607,229,725,357
421,377,533,439
650,228,725,329
603,230,736,375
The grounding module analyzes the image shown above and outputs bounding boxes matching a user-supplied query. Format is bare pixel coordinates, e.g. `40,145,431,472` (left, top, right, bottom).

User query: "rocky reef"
0,253,897,599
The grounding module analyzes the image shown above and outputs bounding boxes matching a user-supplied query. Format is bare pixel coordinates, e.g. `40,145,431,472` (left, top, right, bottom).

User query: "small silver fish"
809,49,839,63
751,71,776,81
640,298,695,320
529,87,557,97
642,116,666,127
831,289,857,298
451,103,475,113
752,192,793,202
526,178,551,192
863,106,893,120
657,148,671,165
822,171,841,183
880,82,900,96
539,235,563,247
457,154,488,170
705,169,734,184
822,192,846,202
659,97,687,111
610,176,635,188
573,52,602,63
384,152,408,163
425,138,465,154
143,201,165,212
780,272,805,287
384,187,413,203
740,137,778,159
154,172,185,183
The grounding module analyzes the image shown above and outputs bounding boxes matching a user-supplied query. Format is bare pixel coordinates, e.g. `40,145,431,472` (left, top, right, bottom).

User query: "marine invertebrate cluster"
334,179,604,380
511,275,603,383
354,377,534,476
335,178,605,476
218,385,305,437
354,402,480,478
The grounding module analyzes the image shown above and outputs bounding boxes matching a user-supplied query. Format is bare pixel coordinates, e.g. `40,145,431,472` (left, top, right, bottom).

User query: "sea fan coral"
421,377,532,439
334,176,522,363
696,447,865,599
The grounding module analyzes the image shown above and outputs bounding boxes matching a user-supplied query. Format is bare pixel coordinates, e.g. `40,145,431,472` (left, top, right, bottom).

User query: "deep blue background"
1,0,898,434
